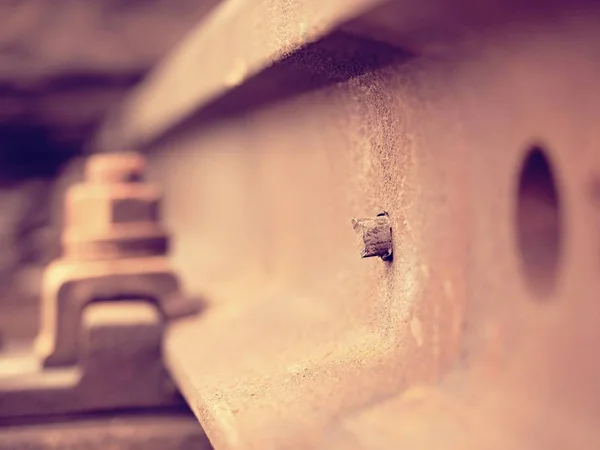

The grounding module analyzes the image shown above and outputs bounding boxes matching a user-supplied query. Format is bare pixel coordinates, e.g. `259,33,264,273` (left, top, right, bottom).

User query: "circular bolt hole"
516,145,562,297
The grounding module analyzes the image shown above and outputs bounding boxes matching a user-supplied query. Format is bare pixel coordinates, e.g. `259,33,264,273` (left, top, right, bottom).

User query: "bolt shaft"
352,212,393,261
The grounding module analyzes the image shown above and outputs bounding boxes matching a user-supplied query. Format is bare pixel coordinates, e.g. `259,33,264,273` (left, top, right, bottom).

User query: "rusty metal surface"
321,381,600,450
0,302,185,418
35,152,198,367
94,0,386,152
87,0,600,448
0,412,211,450
0,152,200,421
150,19,464,450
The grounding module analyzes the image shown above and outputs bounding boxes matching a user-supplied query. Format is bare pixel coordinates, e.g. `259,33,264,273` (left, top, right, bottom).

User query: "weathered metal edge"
93,0,388,153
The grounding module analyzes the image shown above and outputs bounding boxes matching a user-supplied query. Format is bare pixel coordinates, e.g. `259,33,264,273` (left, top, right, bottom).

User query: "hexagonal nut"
64,183,161,235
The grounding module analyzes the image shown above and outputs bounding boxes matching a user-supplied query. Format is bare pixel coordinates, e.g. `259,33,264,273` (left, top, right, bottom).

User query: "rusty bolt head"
65,185,161,231
62,152,168,260
352,212,393,261
69,152,160,228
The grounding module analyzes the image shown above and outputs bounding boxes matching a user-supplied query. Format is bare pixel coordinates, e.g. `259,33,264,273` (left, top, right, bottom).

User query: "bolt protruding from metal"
352,212,393,261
